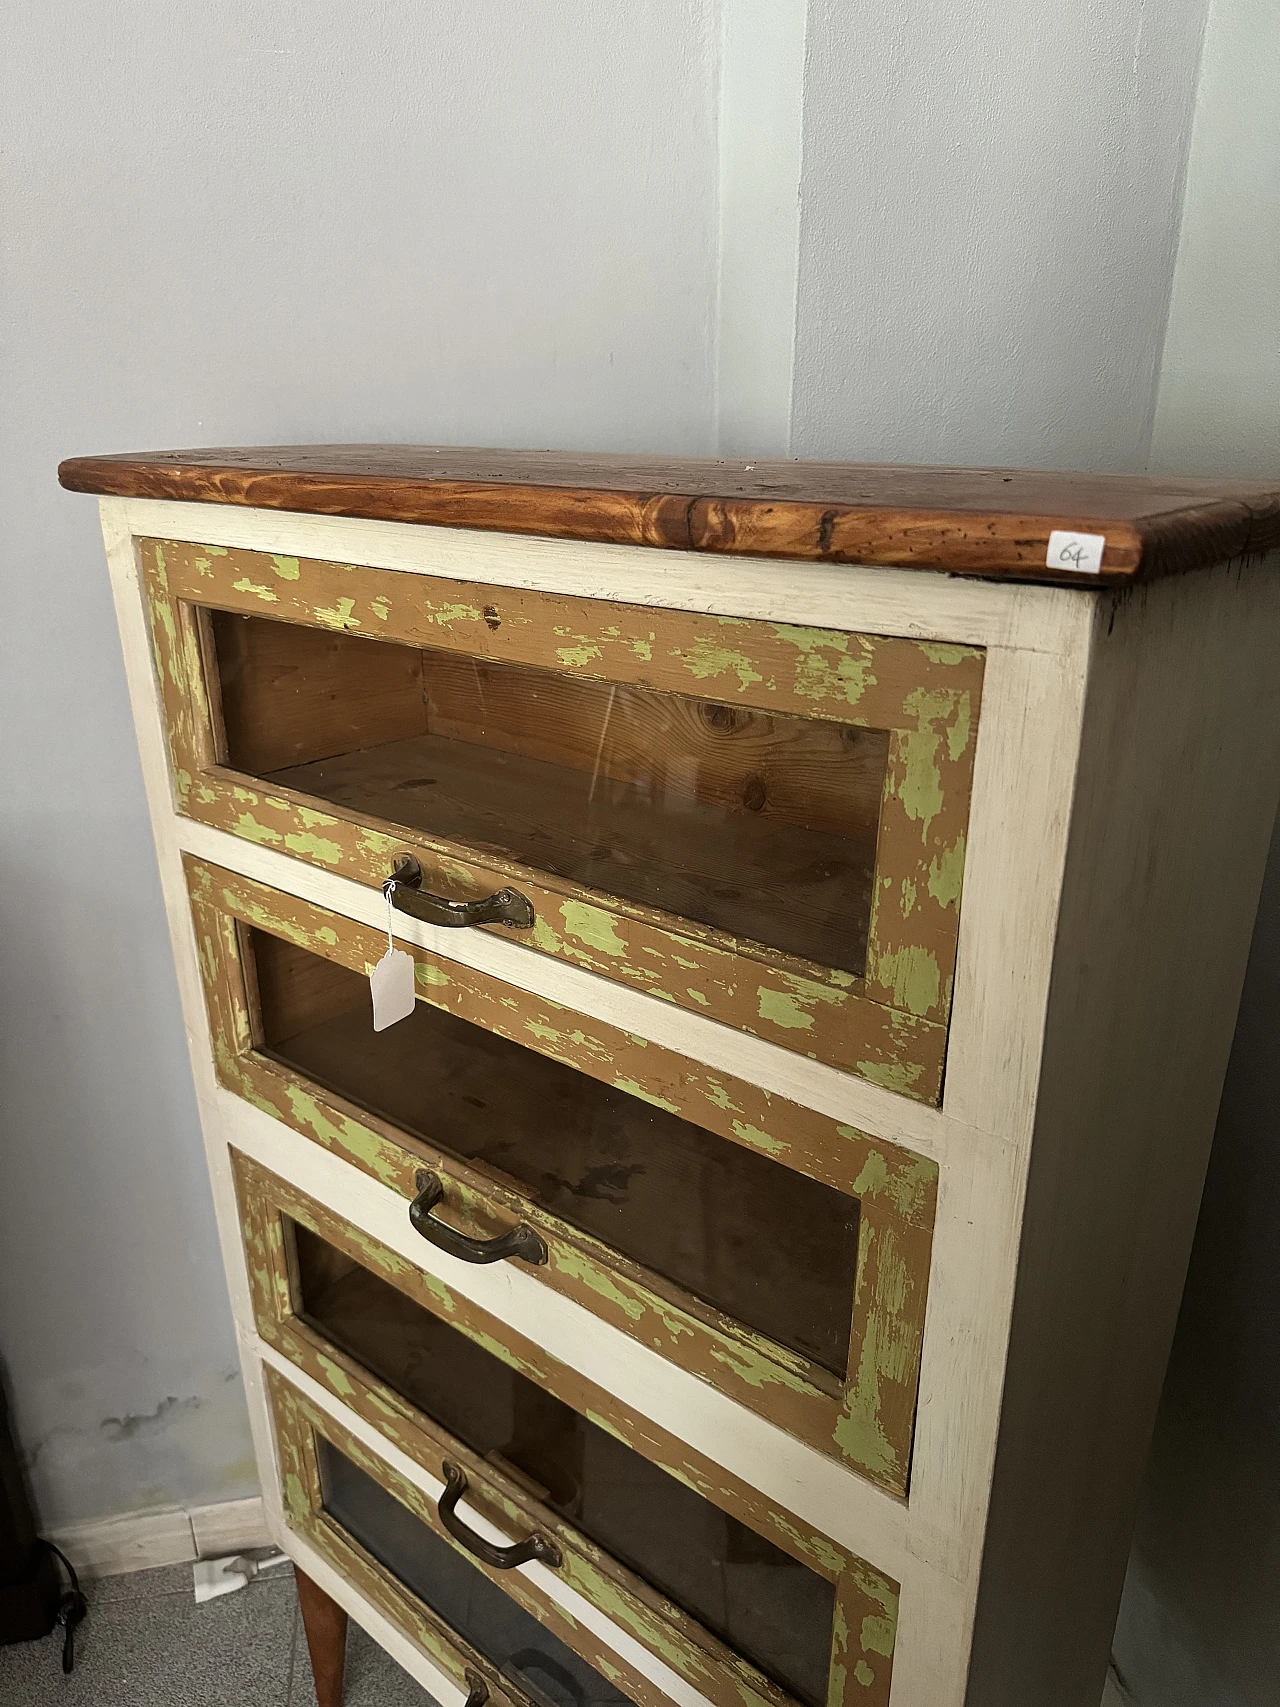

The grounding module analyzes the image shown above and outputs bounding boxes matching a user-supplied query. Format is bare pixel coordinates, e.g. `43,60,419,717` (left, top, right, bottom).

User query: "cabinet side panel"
966,555,1280,1706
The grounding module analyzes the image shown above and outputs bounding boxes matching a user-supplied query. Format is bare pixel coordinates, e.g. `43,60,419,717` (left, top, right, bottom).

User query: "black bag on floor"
1,1377,85,1667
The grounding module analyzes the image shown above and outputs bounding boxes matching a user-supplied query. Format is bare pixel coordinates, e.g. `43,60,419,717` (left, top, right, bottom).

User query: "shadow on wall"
0,834,257,1530
1111,809,1280,1705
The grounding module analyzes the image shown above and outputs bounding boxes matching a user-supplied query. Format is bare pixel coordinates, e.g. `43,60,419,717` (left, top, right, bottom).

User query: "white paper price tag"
370,885,416,1031
1046,530,1106,575
370,947,416,1031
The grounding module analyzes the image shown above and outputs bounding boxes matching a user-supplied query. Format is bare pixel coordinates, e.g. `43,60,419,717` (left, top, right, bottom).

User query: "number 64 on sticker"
1047,530,1106,575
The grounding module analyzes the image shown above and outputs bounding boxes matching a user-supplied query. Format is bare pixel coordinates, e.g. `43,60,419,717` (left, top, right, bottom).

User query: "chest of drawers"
61,446,1280,1707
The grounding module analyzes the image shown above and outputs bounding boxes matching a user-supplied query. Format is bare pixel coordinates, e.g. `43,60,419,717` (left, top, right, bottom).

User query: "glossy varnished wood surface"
60,445,1280,583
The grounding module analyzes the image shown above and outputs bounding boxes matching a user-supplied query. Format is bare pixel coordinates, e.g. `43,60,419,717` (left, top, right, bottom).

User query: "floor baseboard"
48,1495,270,1578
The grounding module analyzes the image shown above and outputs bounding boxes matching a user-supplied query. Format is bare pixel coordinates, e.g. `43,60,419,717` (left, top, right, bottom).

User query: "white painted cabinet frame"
97,493,1280,1707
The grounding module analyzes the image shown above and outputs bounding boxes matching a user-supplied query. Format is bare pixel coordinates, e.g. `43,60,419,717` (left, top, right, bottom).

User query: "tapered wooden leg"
295,1567,348,1707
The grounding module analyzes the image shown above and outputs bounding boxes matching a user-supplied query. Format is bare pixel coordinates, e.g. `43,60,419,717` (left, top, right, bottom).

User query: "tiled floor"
0,1561,435,1705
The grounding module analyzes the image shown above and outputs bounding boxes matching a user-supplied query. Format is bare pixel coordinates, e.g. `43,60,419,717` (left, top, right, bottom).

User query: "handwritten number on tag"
1046,530,1106,575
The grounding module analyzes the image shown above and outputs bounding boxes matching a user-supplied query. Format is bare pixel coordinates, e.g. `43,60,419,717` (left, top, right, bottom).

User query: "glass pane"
297,1221,836,1707
209,610,888,976
317,1437,634,1707
252,928,859,1375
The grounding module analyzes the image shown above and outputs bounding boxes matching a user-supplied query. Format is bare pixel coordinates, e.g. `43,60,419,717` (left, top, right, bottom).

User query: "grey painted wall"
5,27,1273,1707
790,0,1211,467
0,0,720,1530
1111,2,1280,1701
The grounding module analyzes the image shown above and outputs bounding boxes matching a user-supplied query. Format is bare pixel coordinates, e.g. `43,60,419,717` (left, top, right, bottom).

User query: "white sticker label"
370,947,416,1031
1047,530,1106,575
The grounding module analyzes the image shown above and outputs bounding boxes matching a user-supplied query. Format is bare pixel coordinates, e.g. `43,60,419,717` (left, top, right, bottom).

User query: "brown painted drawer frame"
249,1157,901,1707
145,536,983,1102
193,857,937,1494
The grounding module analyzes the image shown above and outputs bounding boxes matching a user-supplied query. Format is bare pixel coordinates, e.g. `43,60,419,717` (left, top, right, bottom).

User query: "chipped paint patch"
730,1119,788,1157
678,634,763,692
869,943,941,1017
556,642,603,668
757,987,814,1031
296,804,340,830
855,1058,925,1094
612,1077,680,1113
231,577,279,603
283,831,343,865
927,837,966,909
428,600,483,627
892,727,945,838
233,813,283,845
560,900,628,958
771,624,877,708
551,1247,646,1321
314,596,358,629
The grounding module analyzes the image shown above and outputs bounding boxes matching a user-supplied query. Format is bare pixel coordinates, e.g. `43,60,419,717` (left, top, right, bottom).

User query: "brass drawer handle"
409,1172,548,1267
384,855,535,930
438,1462,561,1571
463,1674,490,1707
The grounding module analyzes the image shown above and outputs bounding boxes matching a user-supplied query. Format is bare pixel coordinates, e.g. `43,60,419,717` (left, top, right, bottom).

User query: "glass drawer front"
212,611,887,979
319,1438,631,1707
147,538,983,1098
293,1218,836,1707
252,926,860,1376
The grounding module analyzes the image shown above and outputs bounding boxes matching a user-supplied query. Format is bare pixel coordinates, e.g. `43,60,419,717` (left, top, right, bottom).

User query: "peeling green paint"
317,1353,356,1399
428,601,483,627
269,555,300,581
701,1078,741,1113
927,837,966,909
314,596,358,629
917,640,973,666
678,634,763,692
730,1119,788,1157
231,576,279,602
946,691,972,761
854,1058,925,1094
870,943,941,1017
282,1472,307,1519
757,987,814,1031
281,1084,404,1190
296,804,340,829
893,727,945,838
556,643,603,668
283,831,343,864
559,900,628,957
771,624,877,708
550,1246,646,1321
524,1019,564,1045
860,1612,896,1657
233,813,283,845
612,1077,680,1113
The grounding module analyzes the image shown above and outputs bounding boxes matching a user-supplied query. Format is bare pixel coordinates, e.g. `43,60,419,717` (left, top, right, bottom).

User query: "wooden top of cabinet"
58,444,1280,586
